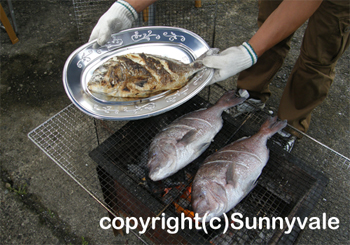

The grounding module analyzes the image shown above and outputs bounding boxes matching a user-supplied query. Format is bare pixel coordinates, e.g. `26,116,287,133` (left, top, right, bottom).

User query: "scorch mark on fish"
192,116,287,221
218,150,264,164
88,53,207,98
147,90,247,181
183,117,214,128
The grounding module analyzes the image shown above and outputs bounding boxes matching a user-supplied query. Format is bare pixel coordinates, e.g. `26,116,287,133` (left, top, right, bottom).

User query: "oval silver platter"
63,26,214,120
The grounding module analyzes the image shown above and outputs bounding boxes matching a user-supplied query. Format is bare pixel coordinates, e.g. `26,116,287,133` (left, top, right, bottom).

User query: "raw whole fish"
192,116,287,221
147,90,247,181
88,52,211,98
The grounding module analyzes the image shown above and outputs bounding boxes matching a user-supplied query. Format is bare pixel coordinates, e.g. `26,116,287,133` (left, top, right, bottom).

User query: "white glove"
89,0,138,46
202,42,258,85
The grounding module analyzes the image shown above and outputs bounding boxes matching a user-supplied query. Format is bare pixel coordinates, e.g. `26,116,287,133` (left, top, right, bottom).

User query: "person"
89,0,350,151
202,0,350,152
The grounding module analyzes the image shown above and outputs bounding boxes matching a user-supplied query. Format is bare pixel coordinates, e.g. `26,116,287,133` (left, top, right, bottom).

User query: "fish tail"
190,60,205,70
214,90,247,111
191,48,221,70
259,116,287,138
196,48,220,61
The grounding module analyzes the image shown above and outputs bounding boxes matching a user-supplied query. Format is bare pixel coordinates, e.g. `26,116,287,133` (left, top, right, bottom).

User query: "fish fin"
176,129,198,146
260,116,288,138
191,48,220,69
226,162,238,188
235,136,249,143
244,179,257,194
242,180,257,200
235,180,257,204
214,90,247,111
196,48,220,61
178,132,210,154
196,142,211,154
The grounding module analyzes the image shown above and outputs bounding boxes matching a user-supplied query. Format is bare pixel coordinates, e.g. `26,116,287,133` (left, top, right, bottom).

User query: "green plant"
47,208,55,218
82,236,88,245
7,183,27,196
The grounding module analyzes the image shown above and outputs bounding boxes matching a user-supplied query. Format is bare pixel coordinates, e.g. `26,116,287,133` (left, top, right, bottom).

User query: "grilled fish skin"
147,90,247,181
88,53,206,98
192,116,287,221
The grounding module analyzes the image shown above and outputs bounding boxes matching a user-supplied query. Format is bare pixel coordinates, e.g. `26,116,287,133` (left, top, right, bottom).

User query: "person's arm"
249,0,322,57
125,0,158,12
203,0,322,84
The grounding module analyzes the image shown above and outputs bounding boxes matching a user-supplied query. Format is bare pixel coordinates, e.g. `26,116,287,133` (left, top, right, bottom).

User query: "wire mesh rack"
72,0,218,46
28,84,350,244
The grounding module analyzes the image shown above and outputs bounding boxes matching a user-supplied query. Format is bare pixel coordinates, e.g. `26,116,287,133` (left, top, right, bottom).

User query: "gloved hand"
202,42,258,85
89,0,138,46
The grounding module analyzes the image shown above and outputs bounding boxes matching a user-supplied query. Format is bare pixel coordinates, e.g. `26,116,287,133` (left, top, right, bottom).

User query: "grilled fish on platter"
87,52,213,98
147,90,247,181
192,116,287,221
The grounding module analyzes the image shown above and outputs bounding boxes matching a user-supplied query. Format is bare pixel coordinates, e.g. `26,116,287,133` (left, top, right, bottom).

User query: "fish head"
87,65,111,91
147,142,177,181
192,180,228,221
87,77,115,95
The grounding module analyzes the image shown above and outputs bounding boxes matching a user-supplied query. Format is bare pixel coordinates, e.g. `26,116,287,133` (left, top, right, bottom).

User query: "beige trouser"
237,0,350,137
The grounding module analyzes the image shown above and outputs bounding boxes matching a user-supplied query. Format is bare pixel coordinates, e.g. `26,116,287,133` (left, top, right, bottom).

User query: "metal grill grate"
72,0,114,43
28,84,349,244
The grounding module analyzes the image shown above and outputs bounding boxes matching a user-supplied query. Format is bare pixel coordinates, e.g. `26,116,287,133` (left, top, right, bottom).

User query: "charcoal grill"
88,87,328,244
28,83,349,244
28,0,349,244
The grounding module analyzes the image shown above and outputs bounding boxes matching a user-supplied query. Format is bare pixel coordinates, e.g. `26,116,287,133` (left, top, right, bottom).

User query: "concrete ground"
0,0,349,244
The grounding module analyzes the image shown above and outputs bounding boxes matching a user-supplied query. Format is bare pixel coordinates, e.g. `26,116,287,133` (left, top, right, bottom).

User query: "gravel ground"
0,0,349,244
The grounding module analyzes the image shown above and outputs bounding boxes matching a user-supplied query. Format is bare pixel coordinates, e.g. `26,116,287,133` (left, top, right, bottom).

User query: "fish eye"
199,190,206,197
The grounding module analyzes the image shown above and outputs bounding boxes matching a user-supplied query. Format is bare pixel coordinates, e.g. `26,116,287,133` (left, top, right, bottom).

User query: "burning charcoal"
177,197,191,209
162,172,187,187
145,175,165,196
161,186,184,204
173,202,195,219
